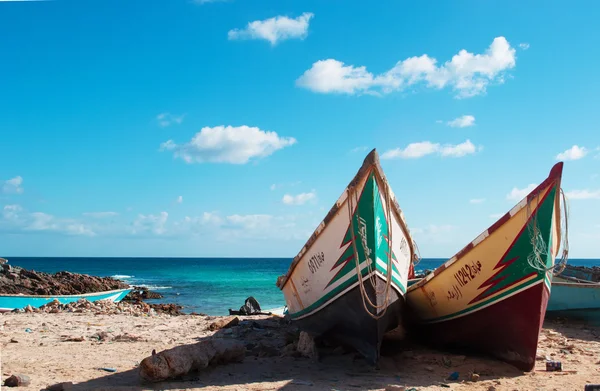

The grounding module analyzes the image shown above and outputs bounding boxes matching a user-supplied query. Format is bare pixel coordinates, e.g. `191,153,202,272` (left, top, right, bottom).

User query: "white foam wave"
134,284,172,290
112,275,134,279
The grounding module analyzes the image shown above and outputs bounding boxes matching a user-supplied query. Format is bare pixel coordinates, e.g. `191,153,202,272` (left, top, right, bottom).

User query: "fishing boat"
556,264,600,283
547,274,600,322
405,162,568,371
276,148,419,365
0,288,132,312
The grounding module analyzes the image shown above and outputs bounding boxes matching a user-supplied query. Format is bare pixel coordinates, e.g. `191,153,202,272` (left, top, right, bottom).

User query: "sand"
1,312,599,391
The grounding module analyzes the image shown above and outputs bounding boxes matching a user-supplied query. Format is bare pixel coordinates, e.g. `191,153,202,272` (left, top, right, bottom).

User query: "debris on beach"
228,296,273,316
3,374,31,387
138,338,245,383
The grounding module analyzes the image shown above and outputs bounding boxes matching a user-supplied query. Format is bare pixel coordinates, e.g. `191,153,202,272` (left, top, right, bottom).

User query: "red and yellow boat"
405,162,566,371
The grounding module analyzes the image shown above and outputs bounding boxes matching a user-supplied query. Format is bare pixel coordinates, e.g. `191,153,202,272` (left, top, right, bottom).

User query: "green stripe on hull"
290,266,405,319
424,185,558,324
293,172,408,320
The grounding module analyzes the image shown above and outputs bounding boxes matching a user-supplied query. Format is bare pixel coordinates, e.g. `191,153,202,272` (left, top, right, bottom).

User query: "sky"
0,0,599,258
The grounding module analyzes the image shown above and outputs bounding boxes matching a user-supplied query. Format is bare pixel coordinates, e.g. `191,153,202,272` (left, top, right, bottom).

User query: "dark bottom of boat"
405,282,549,372
292,275,404,365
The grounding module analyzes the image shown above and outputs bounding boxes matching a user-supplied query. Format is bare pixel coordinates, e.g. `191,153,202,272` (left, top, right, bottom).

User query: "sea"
5,257,600,316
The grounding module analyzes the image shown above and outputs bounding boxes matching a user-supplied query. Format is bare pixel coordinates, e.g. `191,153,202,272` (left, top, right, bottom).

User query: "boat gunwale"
0,287,132,299
276,148,417,290
407,161,564,292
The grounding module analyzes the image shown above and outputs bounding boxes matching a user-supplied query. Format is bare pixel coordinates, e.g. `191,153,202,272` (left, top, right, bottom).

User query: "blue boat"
547,274,600,322
0,288,132,312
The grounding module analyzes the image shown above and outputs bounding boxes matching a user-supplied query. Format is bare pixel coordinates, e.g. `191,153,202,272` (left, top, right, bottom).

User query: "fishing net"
525,187,569,275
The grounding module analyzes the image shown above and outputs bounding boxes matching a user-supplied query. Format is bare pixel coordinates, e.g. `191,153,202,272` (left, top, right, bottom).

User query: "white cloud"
176,196,183,204
565,189,600,200
470,198,485,204
297,36,516,98
160,125,296,164
555,145,588,161
382,141,440,159
83,212,119,218
282,190,317,205
519,43,530,50
381,139,479,159
131,212,169,235
270,181,301,191
156,113,185,127
2,176,24,194
447,115,475,128
228,12,314,45
351,146,369,153
506,183,537,201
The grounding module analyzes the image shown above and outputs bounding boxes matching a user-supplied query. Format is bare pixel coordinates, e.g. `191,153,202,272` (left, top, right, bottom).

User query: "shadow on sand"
543,315,600,342
64,317,524,391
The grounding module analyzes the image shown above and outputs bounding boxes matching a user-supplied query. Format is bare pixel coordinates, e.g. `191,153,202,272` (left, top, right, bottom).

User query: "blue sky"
1,0,599,258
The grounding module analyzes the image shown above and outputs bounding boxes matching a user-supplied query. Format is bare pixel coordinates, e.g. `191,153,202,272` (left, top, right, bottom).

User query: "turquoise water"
4,257,599,315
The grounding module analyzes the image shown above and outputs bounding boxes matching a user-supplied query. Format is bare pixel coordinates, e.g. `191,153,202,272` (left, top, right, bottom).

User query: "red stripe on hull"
407,282,549,371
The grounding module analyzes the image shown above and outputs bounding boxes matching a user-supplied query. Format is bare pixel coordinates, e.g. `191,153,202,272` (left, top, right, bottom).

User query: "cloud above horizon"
381,140,479,159
296,36,516,98
447,115,476,128
2,176,24,194
228,12,314,45
160,125,296,164
156,113,185,127
555,145,588,161
565,189,600,200
282,190,317,205
506,183,537,201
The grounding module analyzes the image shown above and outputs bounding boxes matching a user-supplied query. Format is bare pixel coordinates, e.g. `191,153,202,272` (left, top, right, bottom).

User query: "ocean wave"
112,275,134,279
134,284,172,290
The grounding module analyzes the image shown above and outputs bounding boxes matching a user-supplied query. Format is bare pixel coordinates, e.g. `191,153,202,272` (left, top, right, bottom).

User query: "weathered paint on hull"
0,288,132,312
407,281,548,371
548,277,600,313
296,274,404,365
277,149,417,364
405,162,564,371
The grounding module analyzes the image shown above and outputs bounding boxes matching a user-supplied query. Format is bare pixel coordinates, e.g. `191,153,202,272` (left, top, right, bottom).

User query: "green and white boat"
276,148,419,364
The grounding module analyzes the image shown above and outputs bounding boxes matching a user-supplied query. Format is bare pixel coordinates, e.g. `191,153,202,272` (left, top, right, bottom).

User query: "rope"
346,179,394,320
553,188,570,275
525,186,570,274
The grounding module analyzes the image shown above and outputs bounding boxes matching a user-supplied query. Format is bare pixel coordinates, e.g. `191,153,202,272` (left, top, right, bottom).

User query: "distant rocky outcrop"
0,264,130,296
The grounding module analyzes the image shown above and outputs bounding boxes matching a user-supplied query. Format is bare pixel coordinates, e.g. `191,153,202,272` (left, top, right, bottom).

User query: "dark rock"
0,266,129,296
122,286,163,303
4,374,30,387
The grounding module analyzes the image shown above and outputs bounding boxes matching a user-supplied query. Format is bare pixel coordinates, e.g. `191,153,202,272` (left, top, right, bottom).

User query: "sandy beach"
1,306,599,391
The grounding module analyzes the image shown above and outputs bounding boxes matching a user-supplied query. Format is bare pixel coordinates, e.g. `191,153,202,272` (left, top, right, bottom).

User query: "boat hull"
407,280,549,371
547,276,600,324
295,274,404,364
0,288,132,312
405,163,564,371
277,149,417,364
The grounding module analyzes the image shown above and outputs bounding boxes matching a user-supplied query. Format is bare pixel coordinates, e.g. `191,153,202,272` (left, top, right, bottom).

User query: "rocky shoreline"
0,259,184,316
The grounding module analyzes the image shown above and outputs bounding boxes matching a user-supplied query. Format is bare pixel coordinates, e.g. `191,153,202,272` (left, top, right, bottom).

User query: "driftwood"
138,339,245,383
